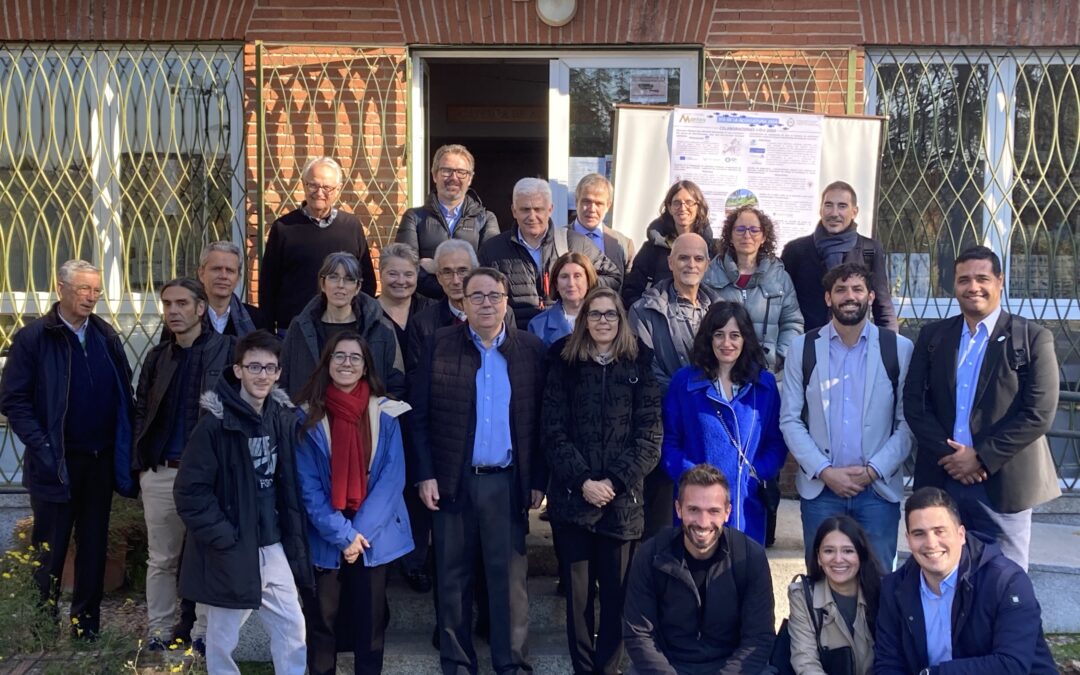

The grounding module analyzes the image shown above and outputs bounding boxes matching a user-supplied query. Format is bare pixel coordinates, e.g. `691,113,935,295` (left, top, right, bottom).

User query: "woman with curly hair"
704,205,803,370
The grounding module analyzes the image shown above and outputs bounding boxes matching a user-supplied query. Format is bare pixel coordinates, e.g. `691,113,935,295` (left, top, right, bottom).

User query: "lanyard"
713,390,760,483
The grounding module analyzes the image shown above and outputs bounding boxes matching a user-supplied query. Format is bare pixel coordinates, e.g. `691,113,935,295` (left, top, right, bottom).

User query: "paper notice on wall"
569,156,610,193
670,108,823,246
629,74,669,104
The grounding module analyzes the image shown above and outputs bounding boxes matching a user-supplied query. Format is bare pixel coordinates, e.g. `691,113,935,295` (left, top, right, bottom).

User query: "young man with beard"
174,330,312,674
622,464,775,675
780,262,914,569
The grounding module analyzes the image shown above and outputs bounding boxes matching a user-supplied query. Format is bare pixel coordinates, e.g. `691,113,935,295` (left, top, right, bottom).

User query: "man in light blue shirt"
570,173,635,274
875,487,1057,675
781,262,915,569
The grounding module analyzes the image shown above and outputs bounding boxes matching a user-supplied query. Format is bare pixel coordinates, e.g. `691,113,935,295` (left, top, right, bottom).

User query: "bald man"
629,233,723,538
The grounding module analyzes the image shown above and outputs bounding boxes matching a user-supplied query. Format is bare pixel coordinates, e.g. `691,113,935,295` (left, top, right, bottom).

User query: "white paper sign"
630,74,669,104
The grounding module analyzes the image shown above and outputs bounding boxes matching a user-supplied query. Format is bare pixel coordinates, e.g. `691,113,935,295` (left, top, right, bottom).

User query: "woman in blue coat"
527,251,598,347
293,330,414,675
662,301,788,544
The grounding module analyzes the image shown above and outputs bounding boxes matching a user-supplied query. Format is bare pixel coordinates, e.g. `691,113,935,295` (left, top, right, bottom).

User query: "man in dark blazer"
903,246,1060,570
570,173,635,276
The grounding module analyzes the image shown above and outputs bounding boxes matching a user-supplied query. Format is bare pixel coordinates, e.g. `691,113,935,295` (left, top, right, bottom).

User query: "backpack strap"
1008,314,1031,372
859,235,876,270
800,328,823,426
799,575,826,651
551,225,569,259
878,327,900,428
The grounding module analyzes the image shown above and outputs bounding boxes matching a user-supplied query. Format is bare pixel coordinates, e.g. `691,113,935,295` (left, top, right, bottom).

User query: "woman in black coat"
621,179,720,307
541,287,662,675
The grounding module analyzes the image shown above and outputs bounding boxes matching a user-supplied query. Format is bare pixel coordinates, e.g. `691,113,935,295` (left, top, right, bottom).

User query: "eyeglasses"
586,310,619,323
436,168,473,179
670,199,698,210
68,284,104,298
466,291,507,306
437,267,471,279
240,362,280,375
304,182,340,194
331,352,364,366
323,273,359,286
734,226,763,236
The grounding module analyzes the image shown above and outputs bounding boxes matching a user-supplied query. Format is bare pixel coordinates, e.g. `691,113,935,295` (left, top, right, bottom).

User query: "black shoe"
146,636,168,652
405,568,433,593
474,618,490,642
192,637,206,657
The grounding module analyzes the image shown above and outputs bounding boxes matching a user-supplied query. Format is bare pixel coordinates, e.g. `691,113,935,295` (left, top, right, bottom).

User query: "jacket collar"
43,302,117,339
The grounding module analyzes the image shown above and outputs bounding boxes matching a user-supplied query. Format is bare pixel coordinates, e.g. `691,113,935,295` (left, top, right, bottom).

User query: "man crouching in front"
174,330,312,674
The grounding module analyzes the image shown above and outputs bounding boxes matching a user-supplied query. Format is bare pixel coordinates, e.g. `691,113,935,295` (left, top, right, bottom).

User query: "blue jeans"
800,487,900,572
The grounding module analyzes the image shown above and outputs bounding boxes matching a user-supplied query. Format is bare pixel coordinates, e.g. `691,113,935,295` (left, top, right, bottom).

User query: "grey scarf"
812,222,858,268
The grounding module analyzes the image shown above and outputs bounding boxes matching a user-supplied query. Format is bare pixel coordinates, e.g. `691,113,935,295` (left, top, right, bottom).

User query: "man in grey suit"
780,262,914,568
903,246,1060,571
570,173,635,275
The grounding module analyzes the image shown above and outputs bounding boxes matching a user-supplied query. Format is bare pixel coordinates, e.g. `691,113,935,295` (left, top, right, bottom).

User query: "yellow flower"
71,617,80,625
1,573,10,579
17,533,25,540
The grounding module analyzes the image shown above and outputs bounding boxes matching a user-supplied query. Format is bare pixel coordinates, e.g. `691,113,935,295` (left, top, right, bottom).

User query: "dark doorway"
425,59,548,232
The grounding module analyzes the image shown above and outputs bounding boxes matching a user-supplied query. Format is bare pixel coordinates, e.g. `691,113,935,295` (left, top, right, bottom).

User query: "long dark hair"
657,180,711,240
561,287,638,363
294,330,386,431
689,302,767,384
806,515,883,632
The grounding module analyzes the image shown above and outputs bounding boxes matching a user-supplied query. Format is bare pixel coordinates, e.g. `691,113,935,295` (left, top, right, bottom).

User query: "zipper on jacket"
57,335,73,485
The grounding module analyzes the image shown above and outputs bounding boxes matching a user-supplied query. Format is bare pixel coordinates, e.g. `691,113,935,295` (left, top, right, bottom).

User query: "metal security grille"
705,48,1079,489
0,43,246,486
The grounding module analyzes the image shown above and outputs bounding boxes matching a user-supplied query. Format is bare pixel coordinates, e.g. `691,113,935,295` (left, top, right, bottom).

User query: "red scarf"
325,380,372,511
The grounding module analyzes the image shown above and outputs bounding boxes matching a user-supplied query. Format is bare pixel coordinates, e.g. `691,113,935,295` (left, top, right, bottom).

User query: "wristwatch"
920,669,931,675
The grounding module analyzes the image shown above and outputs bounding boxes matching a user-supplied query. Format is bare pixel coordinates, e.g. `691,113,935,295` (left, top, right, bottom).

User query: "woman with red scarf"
293,330,414,675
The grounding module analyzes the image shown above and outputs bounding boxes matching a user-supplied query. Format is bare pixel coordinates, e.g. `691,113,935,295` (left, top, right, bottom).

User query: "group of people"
0,145,1062,675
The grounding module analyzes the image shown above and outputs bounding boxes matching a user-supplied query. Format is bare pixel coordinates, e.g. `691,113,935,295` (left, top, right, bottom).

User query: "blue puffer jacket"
661,365,788,544
527,301,575,347
294,397,415,568
0,304,136,500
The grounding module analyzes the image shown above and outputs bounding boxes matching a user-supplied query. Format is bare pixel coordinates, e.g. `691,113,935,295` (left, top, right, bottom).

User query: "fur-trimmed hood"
199,385,294,419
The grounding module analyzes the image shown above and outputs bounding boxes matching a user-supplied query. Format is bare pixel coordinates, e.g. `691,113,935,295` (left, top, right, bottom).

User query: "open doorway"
425,59,548,232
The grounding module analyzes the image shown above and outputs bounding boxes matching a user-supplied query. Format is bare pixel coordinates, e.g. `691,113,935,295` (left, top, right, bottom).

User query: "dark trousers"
402,483,432,574
30,451,114,636
432,469,531,675
641,467,673,541
301,557,389,675
552,522,634,675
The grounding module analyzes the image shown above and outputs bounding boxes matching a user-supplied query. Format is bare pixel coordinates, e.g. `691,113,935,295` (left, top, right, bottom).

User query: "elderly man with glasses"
395,144,500,300
410,267,547,675
260,156,377,334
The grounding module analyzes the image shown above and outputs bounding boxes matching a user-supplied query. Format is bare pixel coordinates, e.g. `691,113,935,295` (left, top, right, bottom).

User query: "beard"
831,299,870,325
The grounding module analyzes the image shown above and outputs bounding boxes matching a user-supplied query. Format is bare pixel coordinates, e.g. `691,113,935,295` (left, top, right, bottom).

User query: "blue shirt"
520,233,544,272
919,565,959,666
438,200,463,235
953,306,1002,446
58,310,88,348
824,321,870,471
470,327,513,467
572,219,605,253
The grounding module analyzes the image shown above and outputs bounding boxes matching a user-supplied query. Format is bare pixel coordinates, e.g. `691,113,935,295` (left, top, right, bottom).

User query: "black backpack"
800,326,900,427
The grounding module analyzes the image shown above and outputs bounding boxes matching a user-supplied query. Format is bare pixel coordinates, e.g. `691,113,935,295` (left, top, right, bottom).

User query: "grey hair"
58,259,100,284
512,177,552,205
575,173,612,206
318,251,363,287
301,156,345,185
380,243,420,270
198,241,243,269
433,239,479,268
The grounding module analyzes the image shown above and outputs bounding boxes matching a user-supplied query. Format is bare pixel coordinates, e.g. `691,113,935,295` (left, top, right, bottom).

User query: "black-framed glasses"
241,362,280,375
323,273,359,286
436,167,473,179
466,291,507,306
734,226,762,236
331,352,364,366
670,199,697,210
586,310,619,323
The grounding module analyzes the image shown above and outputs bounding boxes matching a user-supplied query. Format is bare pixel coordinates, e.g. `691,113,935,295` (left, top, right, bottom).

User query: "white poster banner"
670,108,824,246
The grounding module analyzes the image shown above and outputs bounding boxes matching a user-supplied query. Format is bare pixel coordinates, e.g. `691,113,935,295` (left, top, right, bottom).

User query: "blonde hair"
560,288,638,363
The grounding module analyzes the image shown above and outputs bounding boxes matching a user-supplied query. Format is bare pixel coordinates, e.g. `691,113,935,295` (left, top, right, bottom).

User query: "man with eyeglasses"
395,144,500,299
410,267,547,675
174,330,312,674
480,177,623,330
132,278,233,651
260,156,378,334
780,180,897,332
1,260,136,639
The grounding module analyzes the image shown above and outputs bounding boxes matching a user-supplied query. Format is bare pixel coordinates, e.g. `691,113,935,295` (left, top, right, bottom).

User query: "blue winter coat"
875,531,1057,675
294,397,415,569
527,301,575,347
661,365,788,544
0,304,136,500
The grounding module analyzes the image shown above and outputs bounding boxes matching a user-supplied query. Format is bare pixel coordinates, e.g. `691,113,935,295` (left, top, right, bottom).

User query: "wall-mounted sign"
446,105,546,124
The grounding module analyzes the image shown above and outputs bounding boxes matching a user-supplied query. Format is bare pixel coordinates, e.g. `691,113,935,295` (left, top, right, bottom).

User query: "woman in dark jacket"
293,331,414,675
280,252,404,399
542,287,662,675
621,180,720,307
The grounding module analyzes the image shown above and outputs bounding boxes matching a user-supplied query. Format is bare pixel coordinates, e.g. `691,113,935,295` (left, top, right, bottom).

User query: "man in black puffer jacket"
395,144,500,299
174,331,312,674
480,177,622,329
